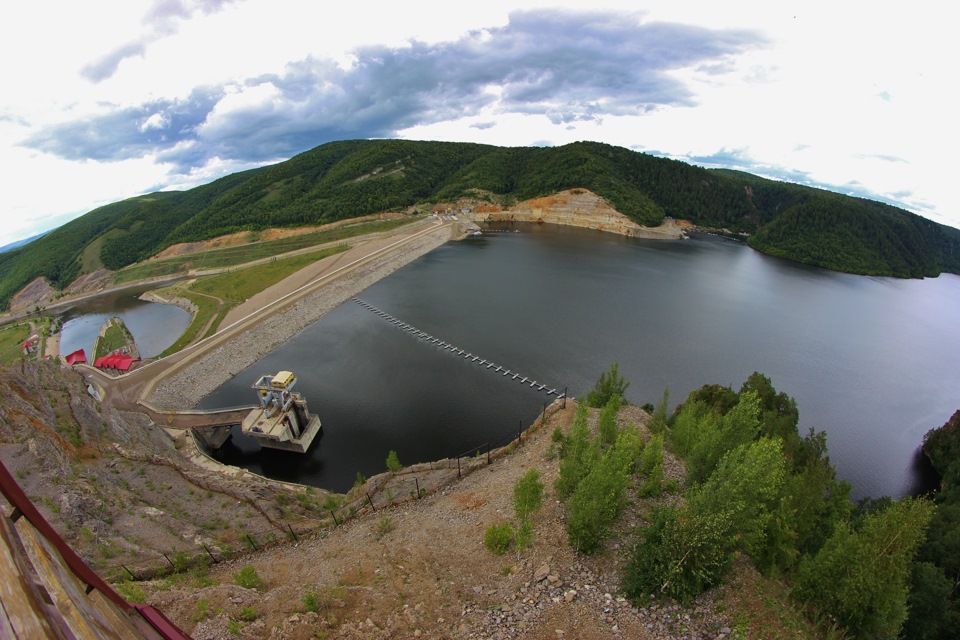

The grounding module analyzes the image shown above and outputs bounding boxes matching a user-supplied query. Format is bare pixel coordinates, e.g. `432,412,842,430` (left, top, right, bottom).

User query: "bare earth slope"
144,403,736,640
469,189,685,239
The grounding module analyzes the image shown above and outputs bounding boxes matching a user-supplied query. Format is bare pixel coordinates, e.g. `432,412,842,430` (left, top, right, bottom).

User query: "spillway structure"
241,370,322,453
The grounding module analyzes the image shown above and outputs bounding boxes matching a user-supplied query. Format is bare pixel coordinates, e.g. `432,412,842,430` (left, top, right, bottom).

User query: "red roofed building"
64,349,87,366
115,355,138,371
92,350,140,371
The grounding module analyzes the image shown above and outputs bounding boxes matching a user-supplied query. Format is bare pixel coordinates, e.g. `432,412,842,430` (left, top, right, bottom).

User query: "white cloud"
1,0,958,248
139,112,170,132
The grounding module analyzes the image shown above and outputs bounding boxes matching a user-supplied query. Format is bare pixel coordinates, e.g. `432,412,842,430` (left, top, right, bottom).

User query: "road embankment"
146,224,452,409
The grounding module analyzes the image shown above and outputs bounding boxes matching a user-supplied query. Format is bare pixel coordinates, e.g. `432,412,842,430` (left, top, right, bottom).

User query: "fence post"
486,443,491,465
329,510,339,525
162,553,176,571
287,524,299,541
518,420,522,445
541,401,547,426
415,478,421,498
201,543,217,563
122,564,136,580
245,533,258,550
457,456,461,479
366,492,377,512
562,387,567,409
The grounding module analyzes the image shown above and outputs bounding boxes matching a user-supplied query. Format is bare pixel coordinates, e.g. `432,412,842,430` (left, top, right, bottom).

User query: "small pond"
58,285,190,359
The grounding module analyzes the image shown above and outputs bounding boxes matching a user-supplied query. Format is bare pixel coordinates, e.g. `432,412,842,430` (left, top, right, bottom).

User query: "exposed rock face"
138,289,199,315
472,189,685,239
0,361,332,577
9,269,114,312
8,276,56,311
64,268,114,296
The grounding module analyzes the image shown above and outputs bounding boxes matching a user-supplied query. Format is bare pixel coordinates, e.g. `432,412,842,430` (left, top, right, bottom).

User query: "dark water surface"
201,224,960,498
58,285,191,359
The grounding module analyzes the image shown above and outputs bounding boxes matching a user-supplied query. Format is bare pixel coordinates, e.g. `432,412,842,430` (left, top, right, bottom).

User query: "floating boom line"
351,298,564,398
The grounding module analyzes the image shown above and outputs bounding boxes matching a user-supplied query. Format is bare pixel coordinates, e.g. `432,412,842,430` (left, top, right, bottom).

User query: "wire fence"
93,397,568,583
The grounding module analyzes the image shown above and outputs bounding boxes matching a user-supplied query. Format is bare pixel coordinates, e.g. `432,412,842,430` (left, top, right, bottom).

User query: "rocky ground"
141,402,749,640
0,362,336,581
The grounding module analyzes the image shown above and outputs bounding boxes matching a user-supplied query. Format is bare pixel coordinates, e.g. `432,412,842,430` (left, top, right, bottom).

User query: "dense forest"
561,367,953,639
3,139,959,309
913,410,960,639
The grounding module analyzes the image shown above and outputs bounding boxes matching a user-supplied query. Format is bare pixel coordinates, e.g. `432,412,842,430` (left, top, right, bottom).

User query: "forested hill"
2,139,959,309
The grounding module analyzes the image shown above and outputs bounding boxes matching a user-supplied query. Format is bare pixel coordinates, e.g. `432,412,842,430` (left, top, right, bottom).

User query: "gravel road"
147,225,451,409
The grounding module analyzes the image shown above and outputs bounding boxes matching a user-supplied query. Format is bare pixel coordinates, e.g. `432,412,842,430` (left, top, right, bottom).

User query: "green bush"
191,599,210,623
795,497,935,640
555,403,595,499
640,433,664,475
484,522,514,555
514,520,534,553
237,606,258,621
375,516,394,538
513,469,544,521
637,433,663,498
597,395,621,447
566,428,642,554
385,450,403,472
586,363,629,408
233,565,264,590
625,438,787,602
637,465,663,498
686,391,760,484
115,581,146,604
322,494,344,511
648,387,669,435
171,551,191,573
302,590,321,613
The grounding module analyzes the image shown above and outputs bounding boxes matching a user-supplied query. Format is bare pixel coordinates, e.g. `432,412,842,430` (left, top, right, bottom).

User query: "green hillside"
3,139,959,309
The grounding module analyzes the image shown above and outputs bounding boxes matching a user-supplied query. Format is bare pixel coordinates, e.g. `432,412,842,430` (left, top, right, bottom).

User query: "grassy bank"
93,318,135,360
156,244,350,358
189,245,349,302
0,323,30,365
156,291,227,358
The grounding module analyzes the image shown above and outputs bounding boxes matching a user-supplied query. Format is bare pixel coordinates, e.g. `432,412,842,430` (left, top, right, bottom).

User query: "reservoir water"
200,224,960,498
58,285,191,360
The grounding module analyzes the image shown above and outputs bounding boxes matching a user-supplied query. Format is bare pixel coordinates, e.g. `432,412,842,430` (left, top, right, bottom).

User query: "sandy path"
44,331,60,360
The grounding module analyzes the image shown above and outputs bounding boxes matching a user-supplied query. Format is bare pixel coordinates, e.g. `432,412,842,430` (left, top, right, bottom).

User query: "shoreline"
146,225,453,409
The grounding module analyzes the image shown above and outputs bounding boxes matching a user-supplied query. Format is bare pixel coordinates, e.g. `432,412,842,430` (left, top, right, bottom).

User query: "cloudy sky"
1,1,956,248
